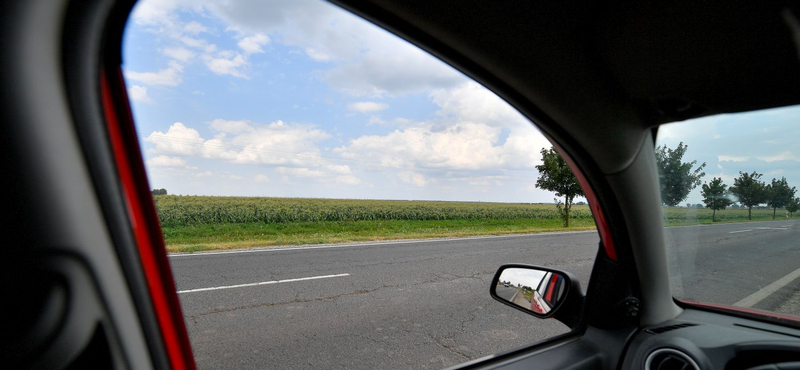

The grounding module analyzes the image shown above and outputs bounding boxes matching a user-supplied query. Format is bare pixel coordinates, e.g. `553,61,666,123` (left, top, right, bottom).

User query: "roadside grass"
163,218,597,253
662,207,791,225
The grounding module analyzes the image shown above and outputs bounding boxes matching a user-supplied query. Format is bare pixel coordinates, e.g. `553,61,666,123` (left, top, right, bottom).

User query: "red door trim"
551,143,618,261
101,66,196,370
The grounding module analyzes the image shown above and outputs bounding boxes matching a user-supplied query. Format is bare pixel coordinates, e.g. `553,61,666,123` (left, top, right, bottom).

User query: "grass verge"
163,218,597,253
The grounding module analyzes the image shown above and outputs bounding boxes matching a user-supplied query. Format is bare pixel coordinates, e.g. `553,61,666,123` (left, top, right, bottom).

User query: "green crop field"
153,196,795,253
154,196,595,252
154,196,594,226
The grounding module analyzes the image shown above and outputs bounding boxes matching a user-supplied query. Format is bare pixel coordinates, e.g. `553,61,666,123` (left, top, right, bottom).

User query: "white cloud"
130,0,466,95
347,101,388,113
336,175,361,185
325,47,465,96
183,21,208,35
334,82,547,173
430,81,529,129
146,120,331,168
146,155,186,167
145,122,204,155
162,47,195,62
398,171,428,186
127,85,154,104
758,151,800,162
304,47,333,62
276,167,325,177
254,174,271,183
210,119,255,134
367,116,386,125
205,54,248,78
718,155,749,162
326,164,352,174
125,61,183,86
180,36,217,53
238,33,270,54
195,171,213,177
230,175,245,180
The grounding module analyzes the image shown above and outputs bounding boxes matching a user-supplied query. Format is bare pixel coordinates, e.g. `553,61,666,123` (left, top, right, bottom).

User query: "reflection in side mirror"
490,264,583,326
494,268,567,315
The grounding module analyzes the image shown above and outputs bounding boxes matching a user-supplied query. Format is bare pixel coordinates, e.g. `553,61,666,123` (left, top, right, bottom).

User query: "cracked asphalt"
170,219,799,369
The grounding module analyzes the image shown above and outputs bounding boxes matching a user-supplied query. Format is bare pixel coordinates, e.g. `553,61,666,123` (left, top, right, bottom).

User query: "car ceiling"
332,0,800,174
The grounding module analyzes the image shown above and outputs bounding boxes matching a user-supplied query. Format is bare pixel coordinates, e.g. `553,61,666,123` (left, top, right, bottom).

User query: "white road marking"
168,231,596,258
733,268,800,308
728,230,752,234
177,273,350,294
754,227,788,230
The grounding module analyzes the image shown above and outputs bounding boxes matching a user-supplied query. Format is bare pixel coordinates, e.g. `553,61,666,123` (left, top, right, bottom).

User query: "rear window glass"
655,106,800,317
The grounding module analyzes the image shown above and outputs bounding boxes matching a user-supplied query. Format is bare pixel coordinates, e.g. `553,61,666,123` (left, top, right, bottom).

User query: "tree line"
536,143,799,227
656,142,799,221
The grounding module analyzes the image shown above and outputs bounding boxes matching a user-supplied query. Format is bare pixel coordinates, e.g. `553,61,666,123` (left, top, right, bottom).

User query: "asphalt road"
170,219,799,369
494,286,518,302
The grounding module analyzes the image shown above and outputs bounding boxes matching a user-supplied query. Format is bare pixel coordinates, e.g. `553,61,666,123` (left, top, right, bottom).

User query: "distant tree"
535,147,584,227
700,177,733,222
730,171,766,220
766,177,797,219
787,197,800,217
656,142,706,207
151,188,168,196
694,204,703,208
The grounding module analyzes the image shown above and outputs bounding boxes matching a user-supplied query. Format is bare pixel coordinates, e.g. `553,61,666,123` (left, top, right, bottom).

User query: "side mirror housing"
490,264,584,328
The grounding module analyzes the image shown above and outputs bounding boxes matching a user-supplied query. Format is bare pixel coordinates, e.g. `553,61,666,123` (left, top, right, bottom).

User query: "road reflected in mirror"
495,268,568,315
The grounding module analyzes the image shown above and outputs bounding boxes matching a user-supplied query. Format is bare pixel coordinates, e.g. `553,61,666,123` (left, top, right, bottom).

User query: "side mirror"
490,264,583,328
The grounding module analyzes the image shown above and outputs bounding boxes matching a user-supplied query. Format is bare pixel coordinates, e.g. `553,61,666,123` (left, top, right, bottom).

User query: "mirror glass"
494,268,568,315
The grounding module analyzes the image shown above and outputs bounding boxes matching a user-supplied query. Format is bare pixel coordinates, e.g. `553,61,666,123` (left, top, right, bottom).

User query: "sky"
657,107,800,205
123,0,799,205
123,0,555,203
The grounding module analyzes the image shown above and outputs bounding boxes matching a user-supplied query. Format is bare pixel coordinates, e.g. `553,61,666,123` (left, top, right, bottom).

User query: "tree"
730,171,766,220
656,142,706,207
151,188,168,196
766,177,797,219
535,147,584,227
700,177,733,222
787,197,800,217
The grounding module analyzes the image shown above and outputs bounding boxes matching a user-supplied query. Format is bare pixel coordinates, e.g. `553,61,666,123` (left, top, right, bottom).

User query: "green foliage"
535,147,584,227
730,171,767,220
656,142,706,207
700,177,732,222
153,196,595,227
787,197,800,217
766,177,797,219
152,188,168,196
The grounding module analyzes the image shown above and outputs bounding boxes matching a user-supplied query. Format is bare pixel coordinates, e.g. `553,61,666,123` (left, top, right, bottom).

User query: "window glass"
123,0,598,367
656,107,800,317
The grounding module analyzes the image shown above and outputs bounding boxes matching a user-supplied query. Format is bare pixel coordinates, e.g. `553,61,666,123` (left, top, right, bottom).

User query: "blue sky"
123,0,553,202
657,107,800,204
123,0,799,205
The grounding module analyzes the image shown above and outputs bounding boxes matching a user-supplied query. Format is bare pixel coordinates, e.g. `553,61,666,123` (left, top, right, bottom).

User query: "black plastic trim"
60,0,169,368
